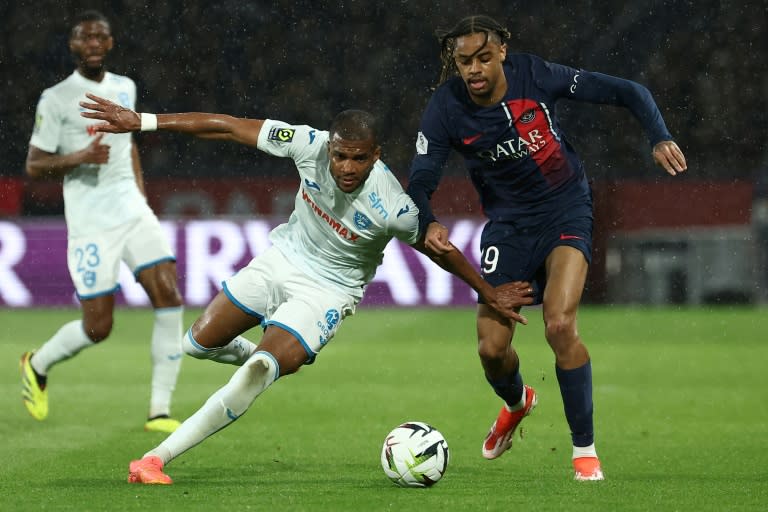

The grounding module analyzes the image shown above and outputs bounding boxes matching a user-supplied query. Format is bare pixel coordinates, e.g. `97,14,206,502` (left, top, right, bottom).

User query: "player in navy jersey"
407,15,687,481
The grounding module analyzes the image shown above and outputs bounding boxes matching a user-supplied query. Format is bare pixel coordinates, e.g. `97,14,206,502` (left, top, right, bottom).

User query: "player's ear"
106,35,114,52
499,43,507,61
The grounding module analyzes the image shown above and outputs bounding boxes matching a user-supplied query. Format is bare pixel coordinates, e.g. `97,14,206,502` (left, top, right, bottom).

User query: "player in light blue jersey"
81,94,536,484
20,10,184,434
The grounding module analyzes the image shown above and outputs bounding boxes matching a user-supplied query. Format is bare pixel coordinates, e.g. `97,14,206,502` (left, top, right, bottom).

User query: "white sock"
182,330,257,366
145,351,279,465
572,443,598,459
31,320,93,375
149,307,184,419
504,386,527,412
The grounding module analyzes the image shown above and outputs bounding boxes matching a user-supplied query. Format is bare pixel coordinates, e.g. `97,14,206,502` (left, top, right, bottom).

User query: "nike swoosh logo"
560,234,583,240
462,133,483,145
304,179,320,191
167,353,183,361
396,205,410,217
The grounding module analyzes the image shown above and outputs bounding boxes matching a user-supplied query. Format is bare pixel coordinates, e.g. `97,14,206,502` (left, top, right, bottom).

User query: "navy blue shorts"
478,204,593,305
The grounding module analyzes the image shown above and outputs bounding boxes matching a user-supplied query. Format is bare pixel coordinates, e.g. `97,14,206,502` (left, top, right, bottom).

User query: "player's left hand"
486,281,535,324
652,140,687,176
79,93,141,133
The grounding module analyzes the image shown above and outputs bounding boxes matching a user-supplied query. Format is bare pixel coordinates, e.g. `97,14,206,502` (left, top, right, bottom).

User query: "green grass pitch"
1,306,767,511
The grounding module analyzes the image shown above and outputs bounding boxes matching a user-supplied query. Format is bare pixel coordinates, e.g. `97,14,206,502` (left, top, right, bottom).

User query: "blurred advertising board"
0,218,485,308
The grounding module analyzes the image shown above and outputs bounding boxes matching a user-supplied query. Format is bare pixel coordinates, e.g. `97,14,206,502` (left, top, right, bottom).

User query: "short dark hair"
71,10,110,35
436,15,511,85
329,110,378,143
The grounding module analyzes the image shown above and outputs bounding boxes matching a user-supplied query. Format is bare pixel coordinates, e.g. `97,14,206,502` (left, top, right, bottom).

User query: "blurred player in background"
80,94,535,484
406,14,688,480
20,10,184,433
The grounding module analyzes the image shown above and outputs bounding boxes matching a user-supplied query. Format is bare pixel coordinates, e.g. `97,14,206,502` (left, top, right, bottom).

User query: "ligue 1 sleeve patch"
268,127,295,143
33,113,43,134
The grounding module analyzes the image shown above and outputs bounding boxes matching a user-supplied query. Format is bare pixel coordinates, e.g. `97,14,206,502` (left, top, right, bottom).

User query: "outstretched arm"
411,237,534,324
80,93,264,146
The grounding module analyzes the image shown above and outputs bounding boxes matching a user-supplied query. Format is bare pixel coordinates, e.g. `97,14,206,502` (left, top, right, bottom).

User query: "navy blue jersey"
408,53,672,228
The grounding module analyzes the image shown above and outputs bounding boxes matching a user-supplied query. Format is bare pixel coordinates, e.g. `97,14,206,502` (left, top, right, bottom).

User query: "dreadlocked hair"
435,15,511,86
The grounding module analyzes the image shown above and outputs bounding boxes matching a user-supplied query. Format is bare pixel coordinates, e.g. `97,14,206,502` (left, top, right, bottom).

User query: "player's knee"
477,338,508,363
544,315,579,355
83,316,113,342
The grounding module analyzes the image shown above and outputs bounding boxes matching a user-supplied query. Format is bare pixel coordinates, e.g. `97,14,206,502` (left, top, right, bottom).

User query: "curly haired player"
406,14,687,481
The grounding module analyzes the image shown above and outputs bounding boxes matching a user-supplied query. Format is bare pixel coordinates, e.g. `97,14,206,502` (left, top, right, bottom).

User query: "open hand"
652,140,687,176
485,281,535,325
79,93,141,133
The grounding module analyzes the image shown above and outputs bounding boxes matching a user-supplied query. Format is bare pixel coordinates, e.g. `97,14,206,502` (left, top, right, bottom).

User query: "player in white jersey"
20,10,184,434
80,93,536,484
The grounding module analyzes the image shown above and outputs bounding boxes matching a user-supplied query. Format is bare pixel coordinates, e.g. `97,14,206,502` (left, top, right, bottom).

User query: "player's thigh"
255,325,314,376
67,229,124,299
122,213,174,270
542,245,588,317
192,290,264,348
266,282,356,366
479,221,546,303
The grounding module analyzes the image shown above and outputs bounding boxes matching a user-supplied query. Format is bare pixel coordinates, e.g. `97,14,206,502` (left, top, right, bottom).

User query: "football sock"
149,307,184,419
182,329,257,366
146,351,279,464
556,360,594,447
31,320,93,375
486,365,525,411
572,443,598,459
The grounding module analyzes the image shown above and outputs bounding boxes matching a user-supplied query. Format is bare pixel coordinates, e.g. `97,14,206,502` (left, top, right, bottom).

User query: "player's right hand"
80,133,110,165
79,93,141,133
489,281,535,324
652,140,687,176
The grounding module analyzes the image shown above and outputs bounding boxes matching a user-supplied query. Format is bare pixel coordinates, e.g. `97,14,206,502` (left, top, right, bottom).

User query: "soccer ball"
380,421,449,487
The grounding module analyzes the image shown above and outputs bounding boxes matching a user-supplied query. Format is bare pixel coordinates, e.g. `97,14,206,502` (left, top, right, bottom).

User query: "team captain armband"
140,113,158,131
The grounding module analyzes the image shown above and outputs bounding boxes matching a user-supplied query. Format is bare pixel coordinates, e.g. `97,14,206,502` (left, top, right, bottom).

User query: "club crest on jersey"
268,127,295,142
519,109,536,123
317,308,341,346
118,92,130,108
325,309,340,329
354,211,372,230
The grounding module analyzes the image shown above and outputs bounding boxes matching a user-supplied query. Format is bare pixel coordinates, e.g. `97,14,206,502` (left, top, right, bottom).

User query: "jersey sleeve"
407,89,453,233
29,91,62,153
128,78,137,110
256,119,322,162
534,56,673,146
387,191,421,245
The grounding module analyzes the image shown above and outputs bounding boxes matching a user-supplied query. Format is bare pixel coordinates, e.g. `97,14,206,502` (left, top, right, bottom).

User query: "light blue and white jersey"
30,71,152,237
257,119,421,298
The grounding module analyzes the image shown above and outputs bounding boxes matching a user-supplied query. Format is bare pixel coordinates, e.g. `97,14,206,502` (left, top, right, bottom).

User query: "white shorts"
222,246,358,363
67,212,174,299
